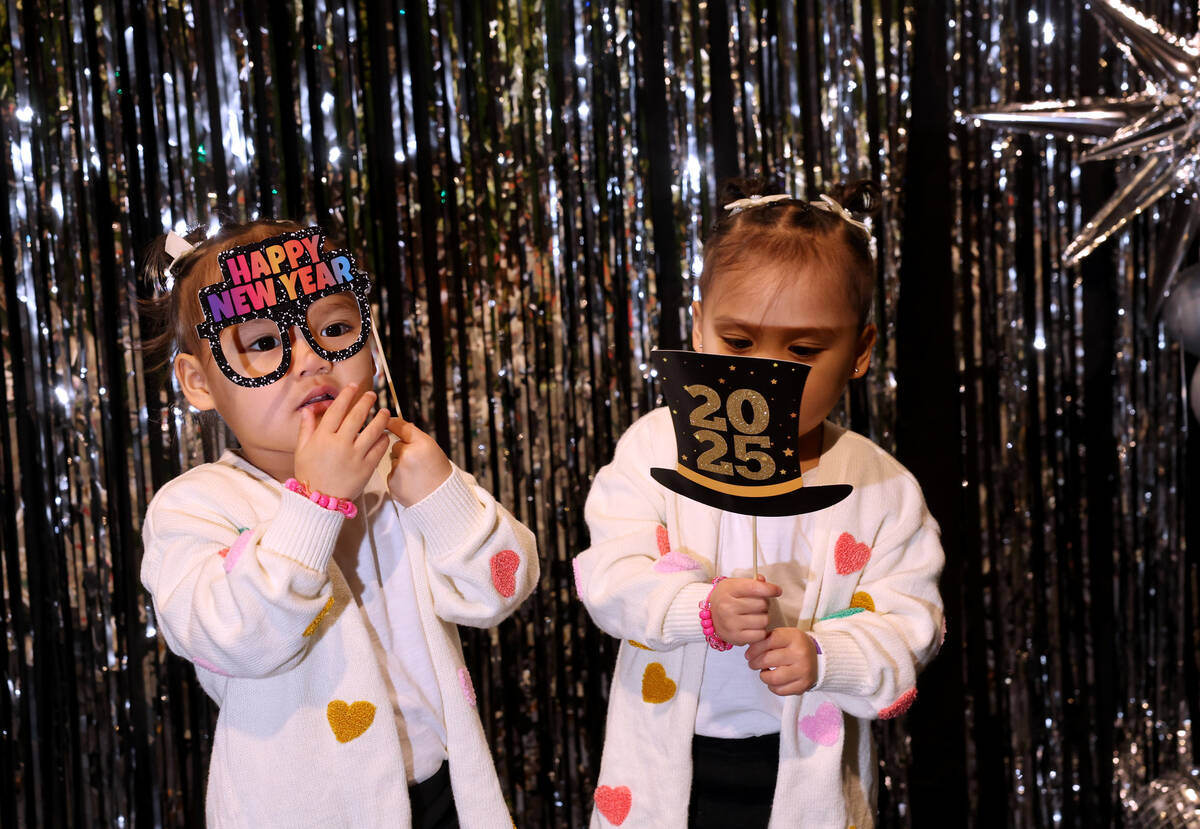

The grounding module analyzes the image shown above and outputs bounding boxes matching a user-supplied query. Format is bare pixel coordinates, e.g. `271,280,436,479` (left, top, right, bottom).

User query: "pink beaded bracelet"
698,576,732,651
284,478,358,519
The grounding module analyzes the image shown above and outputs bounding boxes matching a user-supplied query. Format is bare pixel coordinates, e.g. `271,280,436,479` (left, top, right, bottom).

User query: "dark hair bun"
716,175,785,207
830,180,882,217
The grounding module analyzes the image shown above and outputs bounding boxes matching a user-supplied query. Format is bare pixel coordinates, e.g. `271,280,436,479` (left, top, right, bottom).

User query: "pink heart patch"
656,525,671,556
879,688,917,720
193,656,230,677
220,529,253,574
799,702,842,746
653,551,700,573
834,532,871,575
458,666,477,707
490,550,520,597
594,785,632,825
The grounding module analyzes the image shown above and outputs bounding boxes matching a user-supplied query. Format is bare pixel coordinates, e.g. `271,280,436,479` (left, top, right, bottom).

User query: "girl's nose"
290,328,332,375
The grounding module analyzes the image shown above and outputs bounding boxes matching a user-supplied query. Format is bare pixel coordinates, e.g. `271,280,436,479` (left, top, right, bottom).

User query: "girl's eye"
321,321,354,338
789,345,821,358
248,335,282,352
722,337,752,351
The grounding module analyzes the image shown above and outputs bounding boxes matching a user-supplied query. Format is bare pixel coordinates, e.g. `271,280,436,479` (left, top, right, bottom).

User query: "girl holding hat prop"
574,179,945,828
139,220,537,828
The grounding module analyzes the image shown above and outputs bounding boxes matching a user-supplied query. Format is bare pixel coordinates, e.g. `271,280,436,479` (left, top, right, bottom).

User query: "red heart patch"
594,785,632,825
490,550,520,597
834,532,871,575
655,525,670,556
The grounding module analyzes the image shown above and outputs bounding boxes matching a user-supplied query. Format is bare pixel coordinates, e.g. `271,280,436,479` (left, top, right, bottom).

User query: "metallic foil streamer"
14,1,1165,827
954,0,1196,825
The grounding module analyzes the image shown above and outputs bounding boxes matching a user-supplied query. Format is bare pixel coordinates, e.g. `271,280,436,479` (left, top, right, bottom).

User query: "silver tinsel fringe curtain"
0,1,1195,827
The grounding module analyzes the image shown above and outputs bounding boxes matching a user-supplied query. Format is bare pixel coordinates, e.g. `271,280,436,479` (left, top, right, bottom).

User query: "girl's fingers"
356,409,391,451
320,383,361,431
745,638,772,662
364,432,390,469
740,629,770,644
387,415,418,442
297,406,316,446
748,646,788,672
337,389,378,435
746,614,769,629
734,603,770,620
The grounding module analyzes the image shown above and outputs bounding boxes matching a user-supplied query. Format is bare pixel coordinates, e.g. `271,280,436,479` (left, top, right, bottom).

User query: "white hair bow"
164,230,195,262
722,192,872,236
722,193,793,213
810,195,871,235
159,230,196,289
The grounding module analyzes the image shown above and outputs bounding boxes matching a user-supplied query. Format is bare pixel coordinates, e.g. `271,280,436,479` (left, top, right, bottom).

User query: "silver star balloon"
970,0,1200,307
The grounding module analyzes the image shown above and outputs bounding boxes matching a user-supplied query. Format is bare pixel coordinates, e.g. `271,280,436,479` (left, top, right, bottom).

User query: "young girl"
139,219,538,828
574,180,944,828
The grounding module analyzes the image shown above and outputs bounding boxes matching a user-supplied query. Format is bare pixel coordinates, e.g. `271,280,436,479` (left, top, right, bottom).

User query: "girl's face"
174,324,377,482
691,258,875,456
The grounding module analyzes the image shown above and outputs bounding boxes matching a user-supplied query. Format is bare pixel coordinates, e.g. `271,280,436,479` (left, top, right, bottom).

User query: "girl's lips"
302,398,334,415
297,387,338,411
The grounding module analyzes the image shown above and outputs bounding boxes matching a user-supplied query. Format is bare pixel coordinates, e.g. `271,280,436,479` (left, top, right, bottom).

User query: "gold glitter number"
725,388,770,434
685,384,726,430
693,429,734,475
687,385,776,480
733,435,776,480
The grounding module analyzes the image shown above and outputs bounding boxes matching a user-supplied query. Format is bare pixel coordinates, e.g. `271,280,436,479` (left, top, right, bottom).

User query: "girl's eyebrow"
711,316,843,339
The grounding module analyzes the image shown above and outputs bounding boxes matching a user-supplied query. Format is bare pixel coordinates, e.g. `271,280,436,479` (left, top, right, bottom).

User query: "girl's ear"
174,353,218,411
853,324,877,377
690,300,705,351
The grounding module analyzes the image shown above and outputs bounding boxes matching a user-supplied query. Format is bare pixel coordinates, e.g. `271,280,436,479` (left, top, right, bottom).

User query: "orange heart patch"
849,591,875,612
641,662,676,704
327,699,376,743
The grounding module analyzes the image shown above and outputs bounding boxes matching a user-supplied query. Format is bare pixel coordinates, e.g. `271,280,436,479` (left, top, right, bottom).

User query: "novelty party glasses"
194,228,373,387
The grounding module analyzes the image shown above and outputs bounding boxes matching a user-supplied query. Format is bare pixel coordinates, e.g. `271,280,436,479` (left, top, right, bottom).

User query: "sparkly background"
1,1,1196,827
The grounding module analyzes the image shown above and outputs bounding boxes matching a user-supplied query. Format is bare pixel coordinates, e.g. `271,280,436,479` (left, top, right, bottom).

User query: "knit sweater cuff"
261,489,345,572
810,630,873,695
402,466,486,555
661,582,713,643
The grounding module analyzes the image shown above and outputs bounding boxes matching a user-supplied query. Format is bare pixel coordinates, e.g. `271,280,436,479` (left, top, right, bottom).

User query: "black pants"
410,760,459,829
688,733,781,829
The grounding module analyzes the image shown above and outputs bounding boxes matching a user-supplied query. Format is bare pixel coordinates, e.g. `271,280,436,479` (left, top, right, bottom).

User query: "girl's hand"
744,627,819,696
709,576,782,645
293,383,391,501
386,416,453,506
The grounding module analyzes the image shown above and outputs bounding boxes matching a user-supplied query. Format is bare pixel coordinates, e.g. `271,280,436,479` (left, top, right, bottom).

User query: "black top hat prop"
649,349,852,517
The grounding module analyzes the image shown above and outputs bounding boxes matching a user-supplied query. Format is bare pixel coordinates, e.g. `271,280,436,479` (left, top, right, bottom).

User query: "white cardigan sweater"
574,409,944,828
142,450,537,827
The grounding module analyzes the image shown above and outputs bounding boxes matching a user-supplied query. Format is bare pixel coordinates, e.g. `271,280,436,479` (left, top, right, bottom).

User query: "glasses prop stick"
369,308,403,421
